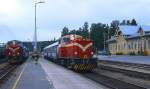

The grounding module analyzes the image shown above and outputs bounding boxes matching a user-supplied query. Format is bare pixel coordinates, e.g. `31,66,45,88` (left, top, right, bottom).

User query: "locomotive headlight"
91,52,94,55
9,52,11,55
17,52,20,55
74,51,78,55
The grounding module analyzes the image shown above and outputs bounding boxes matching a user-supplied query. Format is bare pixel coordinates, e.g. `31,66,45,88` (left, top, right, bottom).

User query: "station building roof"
119,25,150,35
107,25,150,42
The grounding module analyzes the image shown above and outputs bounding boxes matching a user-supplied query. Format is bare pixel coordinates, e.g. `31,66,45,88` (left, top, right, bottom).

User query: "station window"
131,42,134,50
135,43,137,50
128,44,130,50
110,45,112,50
118,45,120,50
124,43,126,49
138,42,141,49
148,40,150,49
114,45,115,50
144,40,147,50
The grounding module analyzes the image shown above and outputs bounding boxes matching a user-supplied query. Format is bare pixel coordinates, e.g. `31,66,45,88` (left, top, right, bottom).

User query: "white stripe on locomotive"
60,42,92,52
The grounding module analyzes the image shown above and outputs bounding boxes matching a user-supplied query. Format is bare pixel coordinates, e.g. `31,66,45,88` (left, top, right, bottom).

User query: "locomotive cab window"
62,37,70,43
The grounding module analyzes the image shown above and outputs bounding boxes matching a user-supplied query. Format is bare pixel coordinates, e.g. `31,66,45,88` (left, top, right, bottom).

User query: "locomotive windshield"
70,35,82,40
62,37,70,43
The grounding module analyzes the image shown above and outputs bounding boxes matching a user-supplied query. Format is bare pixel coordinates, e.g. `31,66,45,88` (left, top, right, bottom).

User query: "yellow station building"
108,25,150,55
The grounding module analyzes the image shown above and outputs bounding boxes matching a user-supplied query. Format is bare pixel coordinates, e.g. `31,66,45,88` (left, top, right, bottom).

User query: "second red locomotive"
44,34,97,71
5,40,28,64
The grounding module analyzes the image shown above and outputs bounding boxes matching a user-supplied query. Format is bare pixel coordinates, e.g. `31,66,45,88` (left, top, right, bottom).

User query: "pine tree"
82,22,89,38
131,19,137,26
69,29,76,34
61,27,69,36
120,20,126,25
111,20,120,27
127,20,131,25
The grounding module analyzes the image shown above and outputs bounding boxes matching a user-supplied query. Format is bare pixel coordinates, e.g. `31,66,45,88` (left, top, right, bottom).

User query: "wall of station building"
108,36,150,55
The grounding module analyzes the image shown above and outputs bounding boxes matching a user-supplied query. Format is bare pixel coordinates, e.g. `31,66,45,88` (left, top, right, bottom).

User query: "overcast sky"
0,0,150,43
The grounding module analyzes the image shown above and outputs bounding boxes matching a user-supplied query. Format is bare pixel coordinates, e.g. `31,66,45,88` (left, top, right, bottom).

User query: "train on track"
0,44,5,58
0,43,6,62
43,34,97,71
5,40,29,64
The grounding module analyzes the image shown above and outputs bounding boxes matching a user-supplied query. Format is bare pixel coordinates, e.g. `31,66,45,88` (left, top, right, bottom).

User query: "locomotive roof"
44,41,59,50
63,34,80,37
63,34,82,39
6,40,23,48
7,40,21,44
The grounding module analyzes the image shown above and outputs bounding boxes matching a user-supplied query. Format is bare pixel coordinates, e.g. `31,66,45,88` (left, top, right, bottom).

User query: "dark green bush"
116,52,123,55
129,52,136,55
138,51,147,56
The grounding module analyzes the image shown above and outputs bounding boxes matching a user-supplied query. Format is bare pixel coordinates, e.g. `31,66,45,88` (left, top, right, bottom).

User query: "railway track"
81,60,150,89
83,72,146,89
98,60,150,80
98,60,150,70
0,64,18,81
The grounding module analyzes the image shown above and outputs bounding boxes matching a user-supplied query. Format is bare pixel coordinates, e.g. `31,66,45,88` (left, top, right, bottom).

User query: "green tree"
90,23,105,51
110,20,119,37
111,20,120,27
82,22,89,38
127,20,131,25
120,20,126,25
131,19,137,26
76,27,82,35
69,29,76,34
61,27,69,36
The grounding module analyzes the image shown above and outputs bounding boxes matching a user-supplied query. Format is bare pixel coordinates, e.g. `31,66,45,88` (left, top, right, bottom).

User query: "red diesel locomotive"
44,34,97,71
5,40,28,64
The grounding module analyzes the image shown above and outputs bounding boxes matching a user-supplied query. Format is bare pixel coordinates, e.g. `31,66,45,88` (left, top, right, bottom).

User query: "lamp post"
34,1,45,52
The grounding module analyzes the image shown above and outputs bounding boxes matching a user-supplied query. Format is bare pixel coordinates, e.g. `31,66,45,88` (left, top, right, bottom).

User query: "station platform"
13,58,108,89
98,55,150,64
13,60,52,89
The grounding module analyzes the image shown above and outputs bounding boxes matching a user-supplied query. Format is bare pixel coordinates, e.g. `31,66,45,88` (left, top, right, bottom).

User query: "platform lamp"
33,1,45,52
